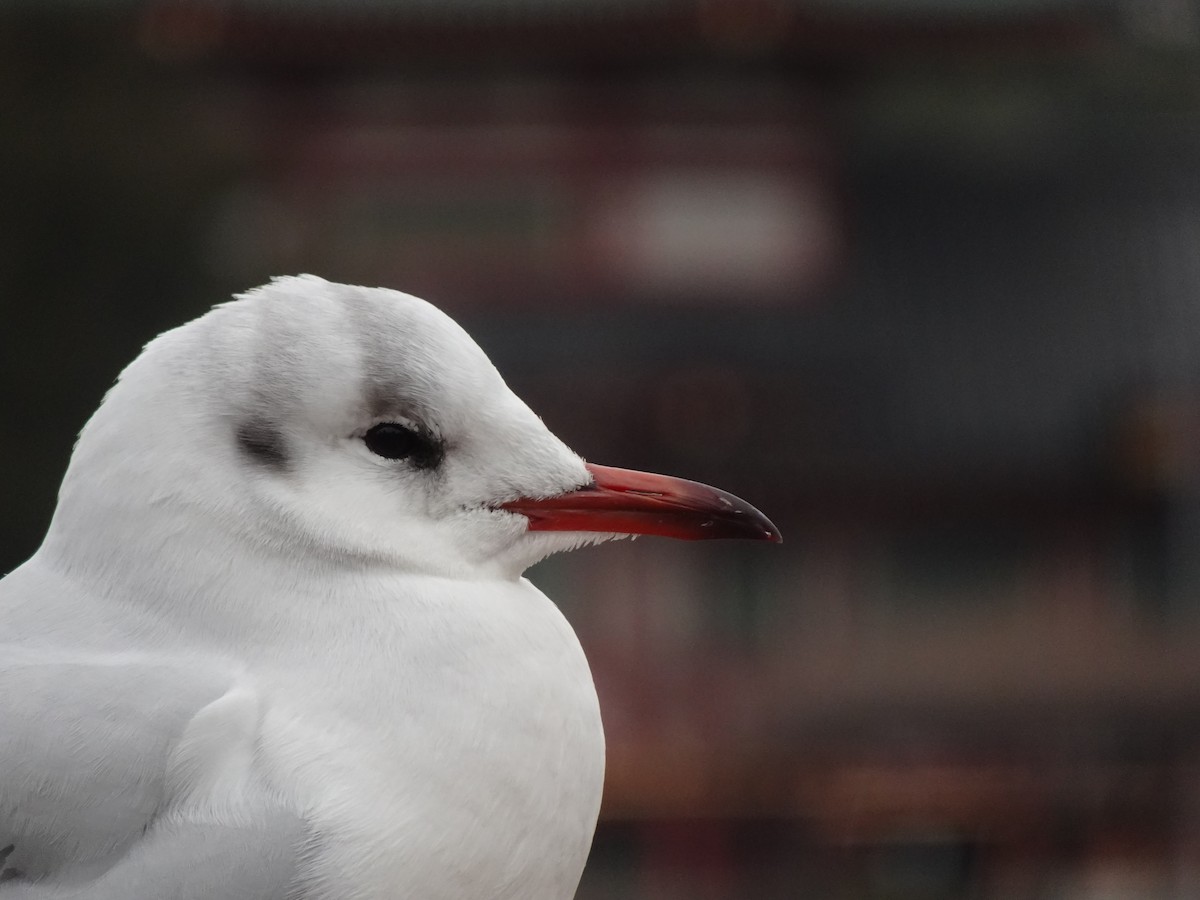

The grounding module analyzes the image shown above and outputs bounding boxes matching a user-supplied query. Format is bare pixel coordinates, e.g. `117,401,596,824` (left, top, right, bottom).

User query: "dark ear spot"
0,843,20,883
236,420,290,471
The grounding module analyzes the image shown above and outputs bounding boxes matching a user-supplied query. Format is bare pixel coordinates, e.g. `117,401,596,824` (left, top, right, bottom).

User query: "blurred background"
4,0,1200,897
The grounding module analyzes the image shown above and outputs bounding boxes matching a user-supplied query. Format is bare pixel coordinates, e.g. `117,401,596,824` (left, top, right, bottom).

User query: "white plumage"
0,276,777,899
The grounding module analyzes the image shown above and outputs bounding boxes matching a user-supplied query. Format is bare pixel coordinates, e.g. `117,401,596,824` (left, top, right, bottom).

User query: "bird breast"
254,576,606,900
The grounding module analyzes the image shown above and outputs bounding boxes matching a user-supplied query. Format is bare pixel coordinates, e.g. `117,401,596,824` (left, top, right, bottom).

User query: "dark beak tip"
702,509,781,543
750,515,783,544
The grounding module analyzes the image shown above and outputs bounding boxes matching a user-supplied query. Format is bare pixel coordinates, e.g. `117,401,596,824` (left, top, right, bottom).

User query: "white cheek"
260,446,527,577
271,451,430,558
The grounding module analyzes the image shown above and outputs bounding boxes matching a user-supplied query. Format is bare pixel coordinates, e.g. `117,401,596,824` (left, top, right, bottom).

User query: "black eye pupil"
363,423,443,469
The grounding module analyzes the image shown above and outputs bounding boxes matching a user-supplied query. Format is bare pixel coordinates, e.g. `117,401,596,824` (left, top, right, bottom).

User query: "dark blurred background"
5,0,1200,897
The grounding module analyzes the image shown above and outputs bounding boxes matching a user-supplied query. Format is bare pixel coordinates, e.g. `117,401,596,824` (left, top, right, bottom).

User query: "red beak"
500,463,781,543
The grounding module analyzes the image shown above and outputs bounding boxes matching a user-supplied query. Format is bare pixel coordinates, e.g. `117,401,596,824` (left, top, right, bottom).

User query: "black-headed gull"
0,276,779,899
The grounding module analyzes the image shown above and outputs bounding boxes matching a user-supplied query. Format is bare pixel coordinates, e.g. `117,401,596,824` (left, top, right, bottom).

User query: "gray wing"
0,815,310,900
0,651,312,899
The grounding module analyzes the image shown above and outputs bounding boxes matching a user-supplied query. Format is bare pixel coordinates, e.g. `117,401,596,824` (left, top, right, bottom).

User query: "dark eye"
363,422,444,469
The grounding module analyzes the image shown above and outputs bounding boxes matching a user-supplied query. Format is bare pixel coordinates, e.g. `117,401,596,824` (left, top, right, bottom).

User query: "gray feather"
0,656,311,899
0,813,310,899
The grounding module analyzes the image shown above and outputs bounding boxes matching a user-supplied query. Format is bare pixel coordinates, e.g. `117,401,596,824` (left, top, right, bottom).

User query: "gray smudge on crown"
227,280,428,473
344,288,410,421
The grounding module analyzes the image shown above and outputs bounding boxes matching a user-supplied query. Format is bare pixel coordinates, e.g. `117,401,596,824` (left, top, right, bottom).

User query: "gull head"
47,276,778,581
